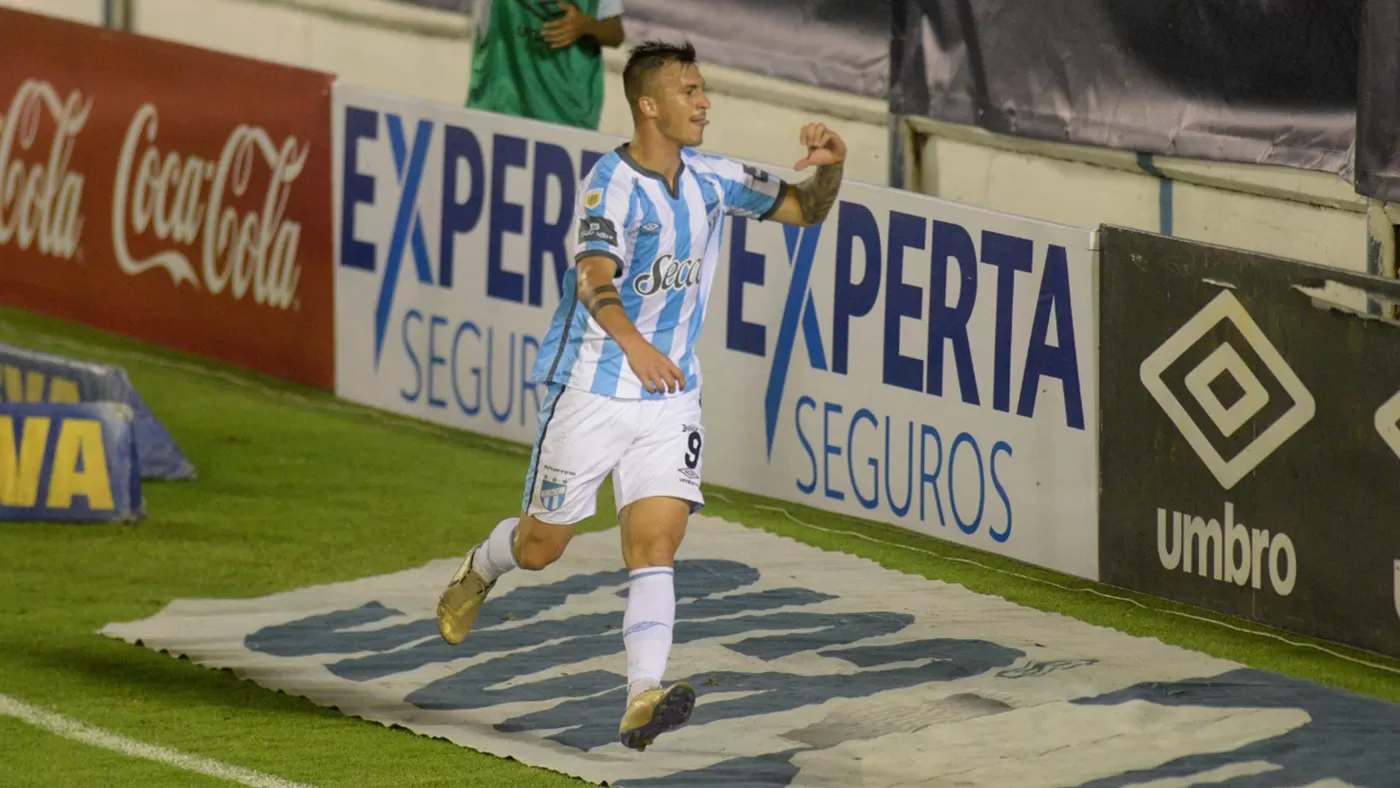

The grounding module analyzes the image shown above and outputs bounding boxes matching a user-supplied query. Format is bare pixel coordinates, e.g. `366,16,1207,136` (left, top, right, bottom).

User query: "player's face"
653,63,710,147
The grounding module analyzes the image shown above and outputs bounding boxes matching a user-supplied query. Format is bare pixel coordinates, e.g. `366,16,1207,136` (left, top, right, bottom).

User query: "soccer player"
436,40,845,752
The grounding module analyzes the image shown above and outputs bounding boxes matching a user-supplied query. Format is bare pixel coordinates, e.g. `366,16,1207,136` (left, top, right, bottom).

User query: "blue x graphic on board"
372,114,435,368
762,223,827,459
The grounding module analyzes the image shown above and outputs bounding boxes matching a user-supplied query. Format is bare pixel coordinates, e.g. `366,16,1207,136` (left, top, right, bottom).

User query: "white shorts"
521,383,706,525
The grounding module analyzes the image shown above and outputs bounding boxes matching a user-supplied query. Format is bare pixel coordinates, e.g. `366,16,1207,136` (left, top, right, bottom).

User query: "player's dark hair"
622,40,699,111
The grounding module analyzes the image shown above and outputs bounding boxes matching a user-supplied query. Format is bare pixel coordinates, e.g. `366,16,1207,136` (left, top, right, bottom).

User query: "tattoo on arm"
582,283,623,316
794,162,844,225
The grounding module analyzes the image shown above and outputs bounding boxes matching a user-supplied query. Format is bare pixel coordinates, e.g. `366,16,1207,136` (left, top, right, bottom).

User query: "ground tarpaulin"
102,516,1400,786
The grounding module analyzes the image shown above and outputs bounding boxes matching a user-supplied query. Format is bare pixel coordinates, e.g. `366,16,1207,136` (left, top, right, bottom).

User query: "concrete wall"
909,117,1372,277
3,0,100,22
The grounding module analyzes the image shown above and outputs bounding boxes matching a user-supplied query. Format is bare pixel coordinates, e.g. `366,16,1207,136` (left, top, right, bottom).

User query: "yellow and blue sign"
0,343,196,481
0,362,82,403
0,402,143,523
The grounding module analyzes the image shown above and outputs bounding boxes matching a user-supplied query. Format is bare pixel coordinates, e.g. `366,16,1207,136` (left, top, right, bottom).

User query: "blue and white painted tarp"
101,517,1400,786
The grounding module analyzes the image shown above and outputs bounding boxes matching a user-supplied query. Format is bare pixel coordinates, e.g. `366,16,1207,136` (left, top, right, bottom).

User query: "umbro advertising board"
1097,226,1400,660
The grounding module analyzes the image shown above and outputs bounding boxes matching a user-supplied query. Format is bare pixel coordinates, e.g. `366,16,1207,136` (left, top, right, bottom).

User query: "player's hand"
793,123,847,170
623,337,687,394
542,1,589,49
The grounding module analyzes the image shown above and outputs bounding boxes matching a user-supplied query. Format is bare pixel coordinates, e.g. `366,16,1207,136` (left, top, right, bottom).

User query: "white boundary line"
0,693,314,788
6,321,1399,679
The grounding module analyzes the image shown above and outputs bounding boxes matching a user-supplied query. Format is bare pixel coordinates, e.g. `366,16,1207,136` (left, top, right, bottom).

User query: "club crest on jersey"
584,190,603,209
633,254,703,297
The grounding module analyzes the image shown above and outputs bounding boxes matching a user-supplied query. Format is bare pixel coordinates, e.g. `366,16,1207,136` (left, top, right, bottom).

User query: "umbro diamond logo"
1140,289,1315,490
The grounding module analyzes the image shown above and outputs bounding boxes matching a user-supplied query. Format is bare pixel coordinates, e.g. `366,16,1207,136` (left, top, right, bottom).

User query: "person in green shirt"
467,0,626,130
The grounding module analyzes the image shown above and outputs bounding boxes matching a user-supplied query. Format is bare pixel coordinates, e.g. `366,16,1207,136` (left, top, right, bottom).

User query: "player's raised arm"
768,122,847,227
576,256,686,395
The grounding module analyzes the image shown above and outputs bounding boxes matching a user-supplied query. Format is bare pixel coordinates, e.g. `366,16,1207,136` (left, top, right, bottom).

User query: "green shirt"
466,0,620,130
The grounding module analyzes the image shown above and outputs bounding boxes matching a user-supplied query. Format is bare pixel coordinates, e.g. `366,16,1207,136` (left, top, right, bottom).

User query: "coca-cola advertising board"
0,9,335,389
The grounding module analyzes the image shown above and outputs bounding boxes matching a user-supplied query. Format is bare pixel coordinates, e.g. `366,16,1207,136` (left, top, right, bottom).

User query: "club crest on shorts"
540,478,568,512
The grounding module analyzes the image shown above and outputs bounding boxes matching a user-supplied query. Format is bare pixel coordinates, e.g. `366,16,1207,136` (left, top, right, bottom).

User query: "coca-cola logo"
0,79,89,261
112,102,309,310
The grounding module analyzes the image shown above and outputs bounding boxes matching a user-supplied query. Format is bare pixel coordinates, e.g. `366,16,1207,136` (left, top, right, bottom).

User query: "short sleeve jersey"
531,145,788,399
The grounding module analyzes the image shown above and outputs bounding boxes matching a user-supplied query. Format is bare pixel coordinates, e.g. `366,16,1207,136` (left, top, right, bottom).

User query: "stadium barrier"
1097,226,1400,661
332,83,1101,580
9,6,1397,661
0,8,337,390
0,402,144,523
0,343,197,481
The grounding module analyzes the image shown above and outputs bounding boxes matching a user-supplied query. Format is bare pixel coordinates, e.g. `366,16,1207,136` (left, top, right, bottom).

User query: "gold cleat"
618,682,696,752
436,547,496,646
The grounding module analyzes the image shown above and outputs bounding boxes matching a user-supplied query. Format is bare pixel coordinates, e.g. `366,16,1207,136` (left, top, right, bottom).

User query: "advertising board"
1099,226,1400,658
334,84,1100,579
0,402,143,523
0,342,196,480
0,9,336,388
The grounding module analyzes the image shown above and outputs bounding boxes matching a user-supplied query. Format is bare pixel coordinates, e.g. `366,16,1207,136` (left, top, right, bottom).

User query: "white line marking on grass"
0,693,315,788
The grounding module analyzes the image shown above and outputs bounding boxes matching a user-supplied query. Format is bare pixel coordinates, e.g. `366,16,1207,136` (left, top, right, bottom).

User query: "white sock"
623,566,676,703
470,517,520,582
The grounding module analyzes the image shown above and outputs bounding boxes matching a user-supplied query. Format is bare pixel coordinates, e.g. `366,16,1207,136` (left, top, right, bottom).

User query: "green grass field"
1,303,1398,788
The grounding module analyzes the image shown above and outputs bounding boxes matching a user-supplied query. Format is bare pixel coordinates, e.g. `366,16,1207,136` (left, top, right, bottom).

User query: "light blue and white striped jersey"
531,145,787,399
